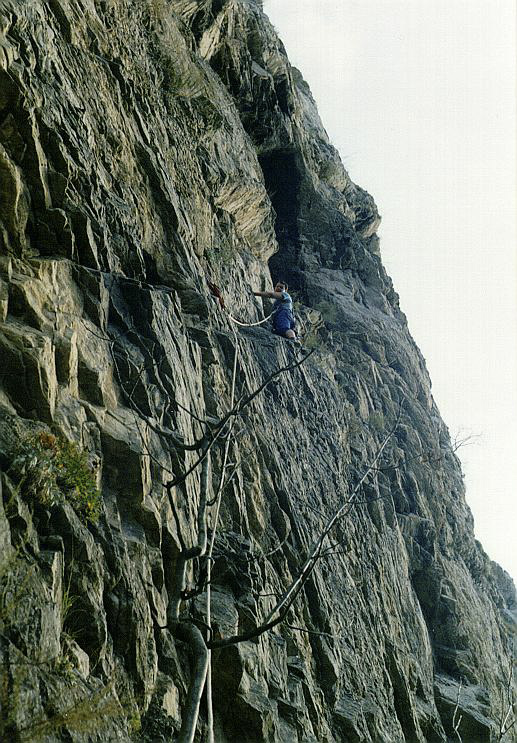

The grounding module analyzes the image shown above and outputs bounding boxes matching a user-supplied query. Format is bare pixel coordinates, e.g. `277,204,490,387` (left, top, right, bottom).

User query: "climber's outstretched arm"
253,290,283,299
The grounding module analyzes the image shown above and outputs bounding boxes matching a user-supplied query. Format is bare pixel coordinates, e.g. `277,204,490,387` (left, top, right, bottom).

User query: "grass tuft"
13,432,101,522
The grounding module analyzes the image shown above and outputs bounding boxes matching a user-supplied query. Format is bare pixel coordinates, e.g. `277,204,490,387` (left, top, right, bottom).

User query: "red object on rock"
207,280,225,308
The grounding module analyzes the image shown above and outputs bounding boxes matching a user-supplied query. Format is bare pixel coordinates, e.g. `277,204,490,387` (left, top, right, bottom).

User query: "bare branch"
111,344,206,452
498,657,516,741
207,459,239,507
283,623,334,638
82,304,214,456
175,399,214,426
165,423,228,490
205,333,239,743
452,679,463,742
500,719,516,740
291,495,330,520
133,416,176,478
244,529,292,563
185,448,210,559
229,349,315,420
166,349,314,490
207,403,402,650
320,549,350,558
168,489,187,553
207,567,311,649
264,412,399,622
451,430,482,453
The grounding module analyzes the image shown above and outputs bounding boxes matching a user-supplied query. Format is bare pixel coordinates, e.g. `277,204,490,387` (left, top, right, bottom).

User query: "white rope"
226,310,274,327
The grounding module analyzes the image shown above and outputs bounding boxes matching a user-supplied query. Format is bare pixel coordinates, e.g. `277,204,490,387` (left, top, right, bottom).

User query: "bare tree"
452,679,464,743
104,318,317,741
159,346,321,743
158,389,400,741
497,653,516,742
91,307,404,742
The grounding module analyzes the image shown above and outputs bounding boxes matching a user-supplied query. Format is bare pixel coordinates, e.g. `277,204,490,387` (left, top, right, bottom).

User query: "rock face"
0,1,515,741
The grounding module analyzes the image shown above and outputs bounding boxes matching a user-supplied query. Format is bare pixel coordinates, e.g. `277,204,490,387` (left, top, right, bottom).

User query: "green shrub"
13,432,101,522
5,675,124,742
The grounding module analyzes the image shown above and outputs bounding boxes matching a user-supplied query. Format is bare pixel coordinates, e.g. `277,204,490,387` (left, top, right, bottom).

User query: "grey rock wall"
0,0,515,741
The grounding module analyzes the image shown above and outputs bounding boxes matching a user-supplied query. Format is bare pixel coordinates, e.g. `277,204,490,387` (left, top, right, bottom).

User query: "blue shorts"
273,310,296,335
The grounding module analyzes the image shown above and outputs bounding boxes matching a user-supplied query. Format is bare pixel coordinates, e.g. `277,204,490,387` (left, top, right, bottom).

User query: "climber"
253,282,297,340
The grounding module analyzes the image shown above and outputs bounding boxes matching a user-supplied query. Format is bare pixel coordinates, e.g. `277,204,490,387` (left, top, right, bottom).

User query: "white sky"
264,0,517,580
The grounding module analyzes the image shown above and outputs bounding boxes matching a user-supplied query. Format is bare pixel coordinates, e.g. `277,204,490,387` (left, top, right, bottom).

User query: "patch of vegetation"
0,669,124,742
13,432,101,522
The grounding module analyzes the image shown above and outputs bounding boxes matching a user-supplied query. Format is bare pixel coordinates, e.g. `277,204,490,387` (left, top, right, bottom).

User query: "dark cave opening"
259,150,303,286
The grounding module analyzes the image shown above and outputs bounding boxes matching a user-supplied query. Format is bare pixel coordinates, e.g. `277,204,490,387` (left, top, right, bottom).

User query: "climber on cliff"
253,282,297,341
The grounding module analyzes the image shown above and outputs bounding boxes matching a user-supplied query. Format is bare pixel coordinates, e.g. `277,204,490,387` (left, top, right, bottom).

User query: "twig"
498,657,516,741
283,623,334,638
168,483,188,553
166,349,315,490
230,349,315,419
133,416,176,478
165,424,228,490
207,460,240,507
207,402,402,650
175,400,213,426
452,679,463,742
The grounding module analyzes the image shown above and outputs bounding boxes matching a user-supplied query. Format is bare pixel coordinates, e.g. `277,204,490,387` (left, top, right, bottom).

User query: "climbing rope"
225,310,274,327
207,279,274,328
66,268,274,328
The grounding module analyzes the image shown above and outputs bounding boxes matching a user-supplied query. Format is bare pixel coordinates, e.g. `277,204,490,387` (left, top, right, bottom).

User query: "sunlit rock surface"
0,0,515,741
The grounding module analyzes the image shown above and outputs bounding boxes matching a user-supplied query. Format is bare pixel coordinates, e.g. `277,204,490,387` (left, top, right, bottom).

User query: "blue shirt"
273,291,293,317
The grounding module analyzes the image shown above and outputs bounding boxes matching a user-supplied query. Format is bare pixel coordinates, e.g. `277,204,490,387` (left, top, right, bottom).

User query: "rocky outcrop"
0,0,515,741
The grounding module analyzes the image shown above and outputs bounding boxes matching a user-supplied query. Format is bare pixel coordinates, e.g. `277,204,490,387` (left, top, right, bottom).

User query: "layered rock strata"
0,0,515,741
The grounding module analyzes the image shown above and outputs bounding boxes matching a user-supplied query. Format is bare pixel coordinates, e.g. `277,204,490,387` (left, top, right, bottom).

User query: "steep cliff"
0,0,515,741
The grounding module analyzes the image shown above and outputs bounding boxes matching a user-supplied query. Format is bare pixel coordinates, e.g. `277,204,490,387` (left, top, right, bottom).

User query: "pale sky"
264,0,517,580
